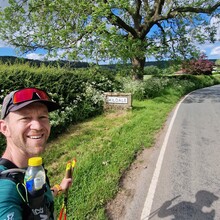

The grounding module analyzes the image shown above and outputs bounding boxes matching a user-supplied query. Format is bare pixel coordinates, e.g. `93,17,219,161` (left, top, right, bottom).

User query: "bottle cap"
28,157,43,166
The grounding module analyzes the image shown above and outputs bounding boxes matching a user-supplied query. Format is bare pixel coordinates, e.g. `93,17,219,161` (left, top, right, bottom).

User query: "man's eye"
20,117,30,121
40,116,49,120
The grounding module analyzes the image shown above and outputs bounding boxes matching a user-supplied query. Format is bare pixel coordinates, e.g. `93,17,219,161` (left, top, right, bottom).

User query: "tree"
0,0,219,80
215,59,220,66
183,53,214,75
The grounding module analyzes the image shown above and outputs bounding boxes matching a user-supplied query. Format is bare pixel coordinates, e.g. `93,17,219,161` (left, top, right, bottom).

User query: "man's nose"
30,120,43,130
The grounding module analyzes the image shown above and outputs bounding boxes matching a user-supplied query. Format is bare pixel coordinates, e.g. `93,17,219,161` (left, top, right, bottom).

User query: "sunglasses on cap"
1,87,60,119
13,88,50,104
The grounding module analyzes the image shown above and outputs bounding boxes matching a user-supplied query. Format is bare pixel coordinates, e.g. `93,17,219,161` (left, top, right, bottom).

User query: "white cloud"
210,46,220,56
26,53,45,60
0,40,10,48
0,0,9,9
210,16,220,40
25,50,67,61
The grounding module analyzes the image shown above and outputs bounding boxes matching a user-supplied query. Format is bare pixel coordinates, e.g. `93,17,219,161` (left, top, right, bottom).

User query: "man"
0,87,72,219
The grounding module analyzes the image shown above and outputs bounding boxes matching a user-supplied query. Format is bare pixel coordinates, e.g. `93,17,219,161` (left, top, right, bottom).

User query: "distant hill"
100,60,174,69
0,56,91,68
102,59,217,69
0,56,217,69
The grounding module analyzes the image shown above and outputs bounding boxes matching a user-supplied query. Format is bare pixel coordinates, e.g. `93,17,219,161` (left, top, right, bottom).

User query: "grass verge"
43,75,220,219
43,87,182,219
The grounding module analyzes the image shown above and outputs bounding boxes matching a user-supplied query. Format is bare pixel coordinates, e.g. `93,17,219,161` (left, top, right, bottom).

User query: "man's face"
4,102,51,157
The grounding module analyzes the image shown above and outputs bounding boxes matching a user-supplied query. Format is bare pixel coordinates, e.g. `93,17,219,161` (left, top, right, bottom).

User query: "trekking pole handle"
65,159,77,179
65,161,72,179
71,159,76,171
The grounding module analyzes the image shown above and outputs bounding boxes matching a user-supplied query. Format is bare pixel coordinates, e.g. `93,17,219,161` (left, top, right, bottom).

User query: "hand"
60,177,73,193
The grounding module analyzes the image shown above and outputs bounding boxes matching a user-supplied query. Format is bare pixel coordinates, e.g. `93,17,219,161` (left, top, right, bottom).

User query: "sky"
0,1,219,62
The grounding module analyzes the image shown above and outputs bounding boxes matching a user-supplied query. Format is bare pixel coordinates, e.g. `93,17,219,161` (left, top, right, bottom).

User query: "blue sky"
198,41,220,60
0,37,219,63
0,1,219,62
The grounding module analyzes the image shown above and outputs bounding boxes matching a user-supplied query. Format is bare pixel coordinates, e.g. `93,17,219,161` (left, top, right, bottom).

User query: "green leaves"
0,0,219,77
0,62,121,139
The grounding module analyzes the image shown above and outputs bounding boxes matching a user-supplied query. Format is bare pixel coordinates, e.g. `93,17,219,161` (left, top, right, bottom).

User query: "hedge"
0,64,122,154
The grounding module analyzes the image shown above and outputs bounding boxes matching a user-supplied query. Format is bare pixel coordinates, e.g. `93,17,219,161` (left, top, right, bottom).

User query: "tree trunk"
131,57,146,80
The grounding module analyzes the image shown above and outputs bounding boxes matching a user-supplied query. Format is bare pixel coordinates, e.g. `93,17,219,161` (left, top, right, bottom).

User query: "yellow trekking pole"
59,159,76,220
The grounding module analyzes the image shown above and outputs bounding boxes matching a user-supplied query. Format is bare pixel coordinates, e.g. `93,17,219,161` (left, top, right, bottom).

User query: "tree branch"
103,0,138,37
130,0,143,33
166,2,220,19
155,22,168,46
153,0,165,17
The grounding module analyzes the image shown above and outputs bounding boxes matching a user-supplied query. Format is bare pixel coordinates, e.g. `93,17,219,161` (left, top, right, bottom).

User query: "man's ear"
0,120,10,137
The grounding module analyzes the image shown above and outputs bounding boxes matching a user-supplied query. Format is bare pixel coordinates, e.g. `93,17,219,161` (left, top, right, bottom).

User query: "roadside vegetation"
0,58,220,219
45,65,220,219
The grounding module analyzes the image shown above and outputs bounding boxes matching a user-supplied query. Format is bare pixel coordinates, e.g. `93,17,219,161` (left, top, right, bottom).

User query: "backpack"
0,158,54,220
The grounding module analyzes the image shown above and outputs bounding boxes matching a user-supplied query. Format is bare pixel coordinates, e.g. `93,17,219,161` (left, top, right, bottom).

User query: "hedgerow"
1,62,220,155
0,64,121,154
120,74,220,100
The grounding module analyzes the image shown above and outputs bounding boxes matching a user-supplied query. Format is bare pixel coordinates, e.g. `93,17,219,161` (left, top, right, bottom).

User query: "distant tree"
215,59,220,66
0,0,219,79
214,59,220,72
183,54,214,75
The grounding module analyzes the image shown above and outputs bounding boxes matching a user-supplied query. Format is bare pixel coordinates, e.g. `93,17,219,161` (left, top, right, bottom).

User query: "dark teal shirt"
0,165,55,219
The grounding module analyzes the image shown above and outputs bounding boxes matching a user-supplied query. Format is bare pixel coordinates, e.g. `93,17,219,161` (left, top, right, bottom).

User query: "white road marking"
140,94,188,220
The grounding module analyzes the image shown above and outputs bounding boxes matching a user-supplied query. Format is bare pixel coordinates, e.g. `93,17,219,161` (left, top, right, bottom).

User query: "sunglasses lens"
13,88,49,104
34,89,49,100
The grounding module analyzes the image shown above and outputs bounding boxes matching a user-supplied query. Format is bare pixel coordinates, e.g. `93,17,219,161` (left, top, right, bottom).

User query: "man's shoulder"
0,166,24,219
0,165,24,202
0,165,17,185
0,164,7,171
0,169,18,197
0,164,8,176
0,158,18,169
0,161,25,186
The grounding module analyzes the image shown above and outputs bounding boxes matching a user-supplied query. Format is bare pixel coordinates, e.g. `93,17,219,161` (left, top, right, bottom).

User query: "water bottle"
24,157,46,193
24,157,51,219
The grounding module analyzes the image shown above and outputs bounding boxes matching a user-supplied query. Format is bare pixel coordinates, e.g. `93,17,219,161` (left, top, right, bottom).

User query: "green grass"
43,88,182,219
41,74,220,219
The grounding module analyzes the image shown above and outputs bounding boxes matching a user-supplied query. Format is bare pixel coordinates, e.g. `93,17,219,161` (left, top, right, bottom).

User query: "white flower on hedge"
84,83,104,104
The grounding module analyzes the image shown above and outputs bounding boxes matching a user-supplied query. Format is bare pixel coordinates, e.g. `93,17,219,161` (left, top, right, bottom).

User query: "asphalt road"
124,85,220,220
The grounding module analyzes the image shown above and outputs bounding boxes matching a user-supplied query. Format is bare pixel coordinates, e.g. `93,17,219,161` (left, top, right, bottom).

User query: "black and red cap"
1,87,60,119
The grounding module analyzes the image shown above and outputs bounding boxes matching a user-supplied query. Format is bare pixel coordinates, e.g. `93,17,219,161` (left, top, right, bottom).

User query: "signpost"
104,92,132,110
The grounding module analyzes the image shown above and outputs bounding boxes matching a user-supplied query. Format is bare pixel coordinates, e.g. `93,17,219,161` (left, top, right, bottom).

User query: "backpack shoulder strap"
0,158,24,184
0,158,18,169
